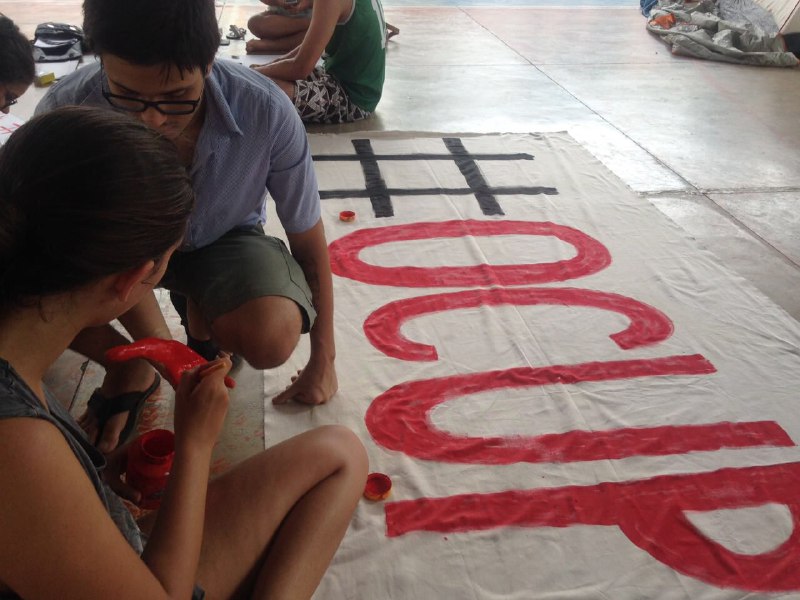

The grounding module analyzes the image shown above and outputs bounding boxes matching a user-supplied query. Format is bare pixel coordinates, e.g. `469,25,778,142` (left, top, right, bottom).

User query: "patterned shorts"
294,67,371,124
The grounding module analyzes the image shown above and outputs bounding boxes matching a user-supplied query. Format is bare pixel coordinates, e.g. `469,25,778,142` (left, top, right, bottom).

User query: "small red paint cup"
364,472,392,501
339,210,356,222
127,429,175,509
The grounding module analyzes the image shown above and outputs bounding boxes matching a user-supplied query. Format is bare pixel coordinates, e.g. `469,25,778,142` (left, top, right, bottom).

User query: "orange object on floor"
650,13,676,29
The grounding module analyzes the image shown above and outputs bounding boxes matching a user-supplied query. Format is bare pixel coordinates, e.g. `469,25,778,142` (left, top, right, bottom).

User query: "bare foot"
272,358,338,406
77,359,159,453
246,38,278,54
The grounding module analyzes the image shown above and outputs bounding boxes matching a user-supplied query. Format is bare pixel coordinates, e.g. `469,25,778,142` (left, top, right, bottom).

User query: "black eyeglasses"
101,82,202,116
1,98,18,111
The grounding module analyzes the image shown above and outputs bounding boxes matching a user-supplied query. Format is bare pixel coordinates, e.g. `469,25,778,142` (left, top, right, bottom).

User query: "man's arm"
263,44,301,68
276,219,338,405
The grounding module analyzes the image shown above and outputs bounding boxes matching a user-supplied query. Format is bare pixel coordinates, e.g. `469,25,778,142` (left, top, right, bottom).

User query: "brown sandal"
386,23,399,40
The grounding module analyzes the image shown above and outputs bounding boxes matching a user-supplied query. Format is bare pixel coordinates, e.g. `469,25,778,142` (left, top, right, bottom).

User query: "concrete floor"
7,0,800,462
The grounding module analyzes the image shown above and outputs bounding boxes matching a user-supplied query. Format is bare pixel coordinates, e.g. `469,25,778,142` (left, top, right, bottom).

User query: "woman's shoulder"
0,362,44,420
0,416,72,459
0,416,102,528
0,417,81,509
0,418,141,600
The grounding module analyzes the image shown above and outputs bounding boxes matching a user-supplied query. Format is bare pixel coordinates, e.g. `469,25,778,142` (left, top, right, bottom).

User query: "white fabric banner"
264,133,800,599
0,113,24,146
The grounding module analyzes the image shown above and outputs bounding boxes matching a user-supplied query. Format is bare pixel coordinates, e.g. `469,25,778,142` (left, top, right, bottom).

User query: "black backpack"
32,22,85,62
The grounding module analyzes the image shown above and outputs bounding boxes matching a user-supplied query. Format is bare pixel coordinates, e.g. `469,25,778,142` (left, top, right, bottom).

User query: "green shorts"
160,227,316,332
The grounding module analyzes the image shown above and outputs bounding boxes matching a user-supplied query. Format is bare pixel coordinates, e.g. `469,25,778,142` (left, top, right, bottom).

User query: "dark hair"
0,14,35,86
83,0,219,74
0,106,194,313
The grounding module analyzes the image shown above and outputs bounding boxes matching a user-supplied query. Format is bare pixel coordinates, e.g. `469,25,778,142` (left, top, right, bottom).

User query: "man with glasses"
36,0,338,453
0,14,35,115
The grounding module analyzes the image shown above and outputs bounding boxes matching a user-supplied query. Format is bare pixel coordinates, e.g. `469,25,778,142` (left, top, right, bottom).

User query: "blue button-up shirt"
36,59,320,250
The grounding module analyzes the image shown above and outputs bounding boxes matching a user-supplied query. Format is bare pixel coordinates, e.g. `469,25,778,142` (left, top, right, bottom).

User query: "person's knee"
247,14,263,35
239,329,299,369
247,13,274,37
212,297,303,368
315,425,369,476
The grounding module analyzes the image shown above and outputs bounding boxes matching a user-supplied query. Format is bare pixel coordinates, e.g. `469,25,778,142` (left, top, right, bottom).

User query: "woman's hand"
172,356,232,453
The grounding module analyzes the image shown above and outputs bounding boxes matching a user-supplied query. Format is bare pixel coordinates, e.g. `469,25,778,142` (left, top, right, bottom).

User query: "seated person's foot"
386,23,399,40
246,38,275,54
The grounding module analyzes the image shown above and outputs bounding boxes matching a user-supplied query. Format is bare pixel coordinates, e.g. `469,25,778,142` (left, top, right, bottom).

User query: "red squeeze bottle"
127,429,175,509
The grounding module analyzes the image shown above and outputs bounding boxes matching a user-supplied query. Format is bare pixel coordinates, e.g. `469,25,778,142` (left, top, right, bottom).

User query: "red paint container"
364,472,392,501
127,429,175,509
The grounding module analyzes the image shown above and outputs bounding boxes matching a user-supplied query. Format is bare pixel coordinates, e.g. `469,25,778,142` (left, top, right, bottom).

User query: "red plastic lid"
364,472,392,501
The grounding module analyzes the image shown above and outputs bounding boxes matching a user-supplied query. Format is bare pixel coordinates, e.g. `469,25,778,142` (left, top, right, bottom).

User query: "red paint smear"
364,287,674,361
328,220,611,287
385,462,800,591
366,355,792,464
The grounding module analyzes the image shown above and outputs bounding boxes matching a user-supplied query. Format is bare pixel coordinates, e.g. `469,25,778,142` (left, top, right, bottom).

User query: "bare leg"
209,295,303,370
246,33,307,54
195,426,368,599
186,298,210,341
72,325,151,444
195,283,336,406
73,293,165,451
248,12,310,40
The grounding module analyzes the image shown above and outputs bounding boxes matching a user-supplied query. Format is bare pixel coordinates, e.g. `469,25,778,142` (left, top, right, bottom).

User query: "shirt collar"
191,63,243,171
202,63,243,139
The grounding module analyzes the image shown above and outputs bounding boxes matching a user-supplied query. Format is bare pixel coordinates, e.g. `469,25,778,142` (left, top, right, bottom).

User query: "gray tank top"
0,360,206,600
0,359,144,572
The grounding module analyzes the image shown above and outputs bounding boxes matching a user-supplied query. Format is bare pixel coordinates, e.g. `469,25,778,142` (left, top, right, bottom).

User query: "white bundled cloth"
647,0,799,66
